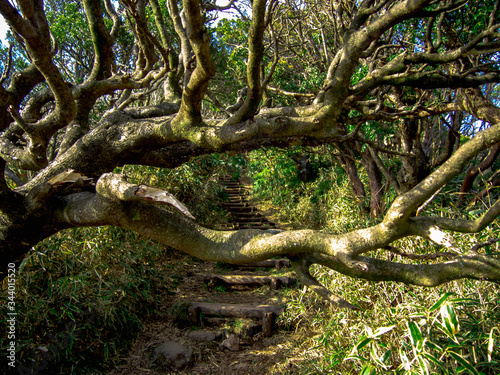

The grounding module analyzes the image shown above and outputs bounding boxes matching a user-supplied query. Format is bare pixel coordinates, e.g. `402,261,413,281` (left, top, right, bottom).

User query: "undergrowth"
274,266,500,374
0,154,236,373
1,149,499,374
0,226,177,374
247,146,500,374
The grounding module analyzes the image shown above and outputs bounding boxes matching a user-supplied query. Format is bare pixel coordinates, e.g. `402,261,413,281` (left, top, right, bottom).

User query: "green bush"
0,226,174,373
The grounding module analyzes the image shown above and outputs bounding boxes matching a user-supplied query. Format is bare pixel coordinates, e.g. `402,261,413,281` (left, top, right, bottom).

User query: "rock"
220,333,241,351
154,341,193,369
232,362,251,371
188,330,216,342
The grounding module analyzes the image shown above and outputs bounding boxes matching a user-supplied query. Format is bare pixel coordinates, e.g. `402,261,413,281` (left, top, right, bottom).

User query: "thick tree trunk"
362,150,384,217
397,119,430,192
336,146,366,199
0,194,60,278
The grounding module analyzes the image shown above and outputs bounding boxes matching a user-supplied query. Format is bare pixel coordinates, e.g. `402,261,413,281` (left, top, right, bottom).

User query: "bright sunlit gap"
0,15,8,44
0,1,242,46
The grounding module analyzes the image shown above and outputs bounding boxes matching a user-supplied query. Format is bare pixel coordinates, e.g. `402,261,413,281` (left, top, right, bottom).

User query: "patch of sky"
0,15,8,45
0,0,247,46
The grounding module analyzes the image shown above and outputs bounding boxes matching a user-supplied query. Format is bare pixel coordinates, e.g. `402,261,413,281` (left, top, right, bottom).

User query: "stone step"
233,212,264,217
222,205,256,212
237,224,276,230
226,191,246,196
220,176,279,230
234,217,266,223
222,201,251,206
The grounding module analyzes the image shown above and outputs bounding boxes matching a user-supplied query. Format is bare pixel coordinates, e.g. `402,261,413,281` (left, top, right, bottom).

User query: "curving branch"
0,0,76,167
171,0,216,129
311,252,500,287
291,257,359,309
2,0,500,307
96,172,195,220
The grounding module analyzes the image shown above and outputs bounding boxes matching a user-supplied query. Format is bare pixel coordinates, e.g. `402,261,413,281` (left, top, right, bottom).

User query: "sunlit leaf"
488,328,495,363
355,337,373,351
408,321,423,349
448,351,480,375
359,364,377,375
440,304,459,339
372,325,396,338
429,293,453,312
417,354,430,375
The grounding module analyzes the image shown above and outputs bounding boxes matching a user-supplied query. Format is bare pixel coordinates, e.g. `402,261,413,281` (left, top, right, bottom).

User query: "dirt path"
108,259,302,374
108,179,303,374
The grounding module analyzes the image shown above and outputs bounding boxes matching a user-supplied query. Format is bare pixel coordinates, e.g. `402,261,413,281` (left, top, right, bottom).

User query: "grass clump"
274,275,500,374
246,147,500,374
0,226,183,374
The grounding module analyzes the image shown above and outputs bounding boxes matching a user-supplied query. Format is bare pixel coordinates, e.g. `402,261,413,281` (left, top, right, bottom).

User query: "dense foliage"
1,0,500,372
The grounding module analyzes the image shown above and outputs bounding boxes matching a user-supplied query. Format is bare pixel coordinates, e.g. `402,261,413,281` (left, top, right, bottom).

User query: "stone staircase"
186,176,293,338
219,177,278,230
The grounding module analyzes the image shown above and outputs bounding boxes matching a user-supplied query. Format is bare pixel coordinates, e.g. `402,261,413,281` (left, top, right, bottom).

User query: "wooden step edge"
222,259,290,269
204,275,297,289
237,226,277,230
187,302,285,336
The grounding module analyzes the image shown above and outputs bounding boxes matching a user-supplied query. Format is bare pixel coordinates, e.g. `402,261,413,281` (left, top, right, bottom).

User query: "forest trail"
108,178,302,374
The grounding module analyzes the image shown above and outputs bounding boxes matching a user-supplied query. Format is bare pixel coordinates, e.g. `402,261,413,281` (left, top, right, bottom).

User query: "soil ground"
107,257,306,374
107,178,312,374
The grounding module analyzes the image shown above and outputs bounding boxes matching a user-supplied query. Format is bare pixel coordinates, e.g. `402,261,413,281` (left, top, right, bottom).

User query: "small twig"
384,245,456,260
0,44,13,84
417,185,445,216
7,105,33,135
471,238,500,252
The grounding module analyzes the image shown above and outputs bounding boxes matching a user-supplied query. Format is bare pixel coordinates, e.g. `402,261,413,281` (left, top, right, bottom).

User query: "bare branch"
0,44,13,84
223,0,268,126
291,257,359,309
96,172,195,219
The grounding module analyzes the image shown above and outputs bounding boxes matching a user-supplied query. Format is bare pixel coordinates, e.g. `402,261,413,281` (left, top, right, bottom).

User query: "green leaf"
422,352,446,371
417,354,430,375
440,304,459,337
355,336,373,351
369,344,383,366
399,348,411,372
429,293,453,312
408,321,423,348
360,364,377,375
380,349,392,364
425,341,443,352
448,351,480,375
446,305,459,332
